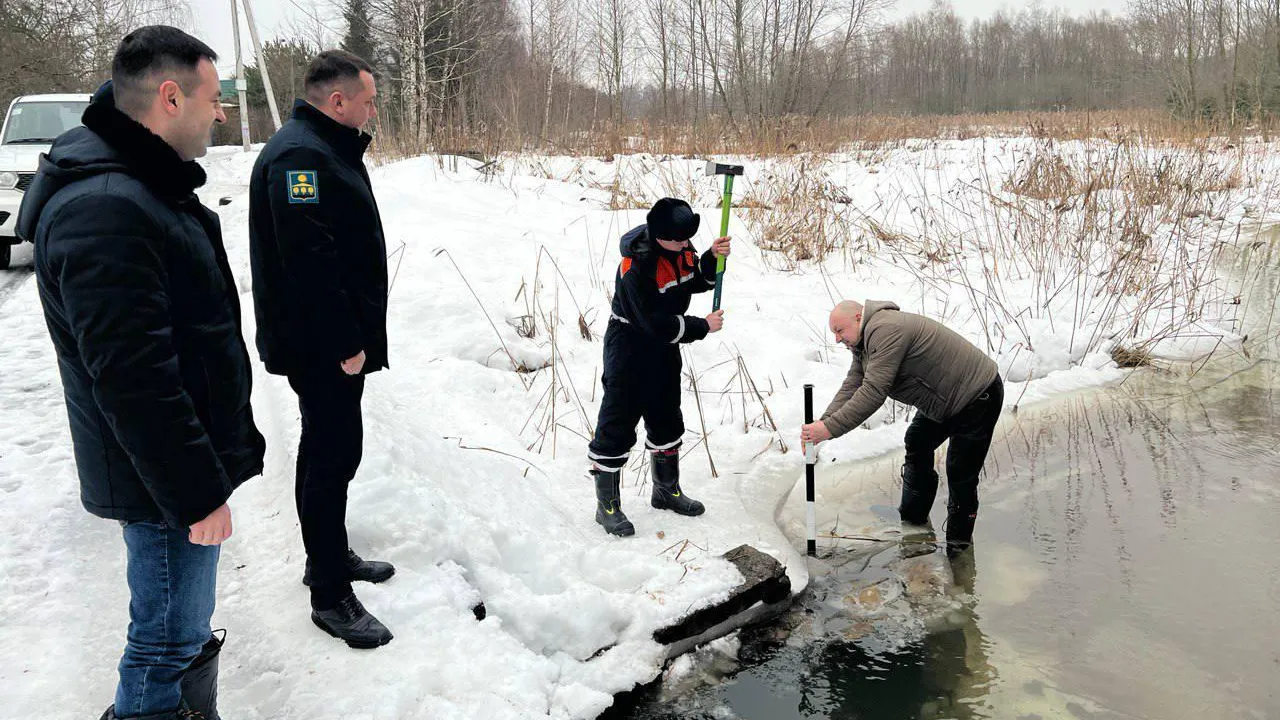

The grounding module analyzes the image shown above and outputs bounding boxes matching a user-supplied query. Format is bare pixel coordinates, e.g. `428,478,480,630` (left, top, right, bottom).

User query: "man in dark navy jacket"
248,49,394,649
586,198,730,537
18,26,264,720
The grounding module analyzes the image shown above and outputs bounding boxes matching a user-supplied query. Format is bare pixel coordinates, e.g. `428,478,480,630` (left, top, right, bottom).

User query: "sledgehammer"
705,160,744,311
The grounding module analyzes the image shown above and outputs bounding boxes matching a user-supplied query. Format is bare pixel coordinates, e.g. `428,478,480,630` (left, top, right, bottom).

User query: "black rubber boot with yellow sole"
593,469,635,537
650,450,705,517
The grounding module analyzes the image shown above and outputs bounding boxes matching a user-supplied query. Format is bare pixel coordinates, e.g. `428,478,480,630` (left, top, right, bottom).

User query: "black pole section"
804,384,816,557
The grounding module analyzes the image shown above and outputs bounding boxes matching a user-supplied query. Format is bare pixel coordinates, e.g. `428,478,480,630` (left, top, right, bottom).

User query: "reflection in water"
800,550,995,720
605,525,1009,720
978,361,1280,720
607,236,1280,720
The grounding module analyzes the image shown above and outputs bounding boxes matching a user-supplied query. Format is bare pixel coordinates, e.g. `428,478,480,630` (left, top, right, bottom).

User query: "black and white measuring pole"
804,384,817,557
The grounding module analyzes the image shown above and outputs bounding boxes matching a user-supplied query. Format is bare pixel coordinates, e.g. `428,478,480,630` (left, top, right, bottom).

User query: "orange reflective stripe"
656,257,678,289
621,256,695,292
656,256,696,293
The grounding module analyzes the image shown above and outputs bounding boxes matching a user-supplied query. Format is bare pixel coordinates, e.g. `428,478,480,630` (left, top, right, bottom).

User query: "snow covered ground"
2,137,1276,719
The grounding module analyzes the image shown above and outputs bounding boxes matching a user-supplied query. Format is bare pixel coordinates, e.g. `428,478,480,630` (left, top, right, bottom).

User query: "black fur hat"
646,197,701,241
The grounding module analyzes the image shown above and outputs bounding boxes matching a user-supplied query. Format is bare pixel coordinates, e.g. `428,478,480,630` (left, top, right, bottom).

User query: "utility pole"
241,0,283,131
231,0,250,150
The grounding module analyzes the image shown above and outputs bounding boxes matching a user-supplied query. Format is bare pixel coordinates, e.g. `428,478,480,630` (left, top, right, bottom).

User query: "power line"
284,0,344,40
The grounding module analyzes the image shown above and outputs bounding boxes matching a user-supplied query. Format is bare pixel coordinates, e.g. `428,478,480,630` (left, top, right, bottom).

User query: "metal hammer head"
705,160,744,177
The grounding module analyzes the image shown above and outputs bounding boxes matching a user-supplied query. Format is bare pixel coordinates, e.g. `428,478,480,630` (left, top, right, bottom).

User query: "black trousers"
899,375,1004,525
288,369,365,608
588,323,685,471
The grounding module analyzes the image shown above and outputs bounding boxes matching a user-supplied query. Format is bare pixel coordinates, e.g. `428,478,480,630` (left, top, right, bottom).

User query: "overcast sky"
191,0,1126,78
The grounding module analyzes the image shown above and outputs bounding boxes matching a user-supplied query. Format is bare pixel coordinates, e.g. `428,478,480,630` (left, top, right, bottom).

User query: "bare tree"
0,0,189,108
591,0,628,131
643,0,674,123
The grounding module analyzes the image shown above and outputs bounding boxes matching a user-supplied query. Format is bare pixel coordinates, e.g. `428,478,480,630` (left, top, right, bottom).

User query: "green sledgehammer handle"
712,174,734,311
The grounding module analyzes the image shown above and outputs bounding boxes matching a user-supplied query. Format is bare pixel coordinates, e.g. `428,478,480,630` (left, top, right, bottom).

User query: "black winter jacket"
17,84,266,528
248,100,389,376
608,224,718,345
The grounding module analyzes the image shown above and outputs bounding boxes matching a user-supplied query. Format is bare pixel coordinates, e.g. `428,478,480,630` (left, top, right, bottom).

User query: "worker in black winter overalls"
587,198,731,536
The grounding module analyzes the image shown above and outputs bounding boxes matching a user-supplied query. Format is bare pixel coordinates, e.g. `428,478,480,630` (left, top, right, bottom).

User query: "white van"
0,93,92,269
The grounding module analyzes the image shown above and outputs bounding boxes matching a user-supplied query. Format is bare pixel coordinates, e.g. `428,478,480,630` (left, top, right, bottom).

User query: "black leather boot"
179,631,224,719
311,592,394,649
303,548,395,587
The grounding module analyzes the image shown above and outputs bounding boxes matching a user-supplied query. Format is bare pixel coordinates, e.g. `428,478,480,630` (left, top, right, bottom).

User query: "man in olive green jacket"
801,300,1003,552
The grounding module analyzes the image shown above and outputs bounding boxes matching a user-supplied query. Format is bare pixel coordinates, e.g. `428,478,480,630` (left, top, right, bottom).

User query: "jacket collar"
80,81,207,200
854,300,902,354
292,100,372,162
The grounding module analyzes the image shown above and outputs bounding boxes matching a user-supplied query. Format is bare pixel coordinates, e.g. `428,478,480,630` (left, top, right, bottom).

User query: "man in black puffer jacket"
586,198,731,536
16,27,264,720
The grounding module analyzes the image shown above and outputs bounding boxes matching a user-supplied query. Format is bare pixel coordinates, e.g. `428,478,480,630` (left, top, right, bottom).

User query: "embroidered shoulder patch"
287,171,319,204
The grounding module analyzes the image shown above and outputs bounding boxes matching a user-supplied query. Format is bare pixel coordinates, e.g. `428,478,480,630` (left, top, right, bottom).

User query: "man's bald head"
829,301,864,349
832,301,863,321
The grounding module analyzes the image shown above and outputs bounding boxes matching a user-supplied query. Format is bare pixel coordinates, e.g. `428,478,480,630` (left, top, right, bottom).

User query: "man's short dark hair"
112,25,218,118
304,50,374,102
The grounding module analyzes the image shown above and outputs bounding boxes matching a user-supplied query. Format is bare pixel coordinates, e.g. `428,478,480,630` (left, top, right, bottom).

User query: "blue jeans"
114,520,220,718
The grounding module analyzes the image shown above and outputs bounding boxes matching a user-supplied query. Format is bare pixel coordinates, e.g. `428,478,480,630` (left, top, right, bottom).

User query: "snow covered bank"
3,136,1276,718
